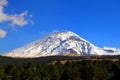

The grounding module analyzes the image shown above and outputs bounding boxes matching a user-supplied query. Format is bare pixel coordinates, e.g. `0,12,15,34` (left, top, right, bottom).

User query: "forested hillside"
0,56,120,80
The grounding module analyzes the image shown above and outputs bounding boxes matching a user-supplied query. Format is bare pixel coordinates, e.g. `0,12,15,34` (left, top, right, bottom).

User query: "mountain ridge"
3,30,120,57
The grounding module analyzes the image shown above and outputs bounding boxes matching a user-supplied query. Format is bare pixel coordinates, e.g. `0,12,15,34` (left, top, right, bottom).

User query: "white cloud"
0,7,8,22
0,29,7,38
9,11,28,27
0,0,32,38
0,0,30,27
0,0,8,6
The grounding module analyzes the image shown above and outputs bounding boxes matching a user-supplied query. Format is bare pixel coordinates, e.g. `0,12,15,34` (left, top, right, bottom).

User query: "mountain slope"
3,30,120,57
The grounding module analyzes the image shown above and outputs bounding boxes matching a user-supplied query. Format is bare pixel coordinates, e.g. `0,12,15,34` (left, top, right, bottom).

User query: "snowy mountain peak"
3,30,120,57
47,30,87,42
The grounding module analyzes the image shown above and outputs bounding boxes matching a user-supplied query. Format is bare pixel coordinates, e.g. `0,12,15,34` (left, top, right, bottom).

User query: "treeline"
0,55,120,66
0,60,120,80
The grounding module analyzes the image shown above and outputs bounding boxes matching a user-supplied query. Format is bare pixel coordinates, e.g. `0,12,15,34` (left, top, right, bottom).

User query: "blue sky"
0,0,120,53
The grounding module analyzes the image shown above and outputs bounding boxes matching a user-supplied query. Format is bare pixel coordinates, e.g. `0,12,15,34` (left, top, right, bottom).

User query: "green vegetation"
0,56,120,80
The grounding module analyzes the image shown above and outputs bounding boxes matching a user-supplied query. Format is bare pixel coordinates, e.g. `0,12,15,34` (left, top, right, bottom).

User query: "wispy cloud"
0,0,29,27
51,29,59,33
9,11,28,27
37,29,60,37
0,29,7,38
0,0,32,38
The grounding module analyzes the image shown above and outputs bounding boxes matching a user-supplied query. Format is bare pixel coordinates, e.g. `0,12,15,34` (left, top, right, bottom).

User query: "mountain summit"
3,30,120,57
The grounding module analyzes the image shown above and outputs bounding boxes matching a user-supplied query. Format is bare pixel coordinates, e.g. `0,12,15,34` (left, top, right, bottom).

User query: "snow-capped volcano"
3,30,120,57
